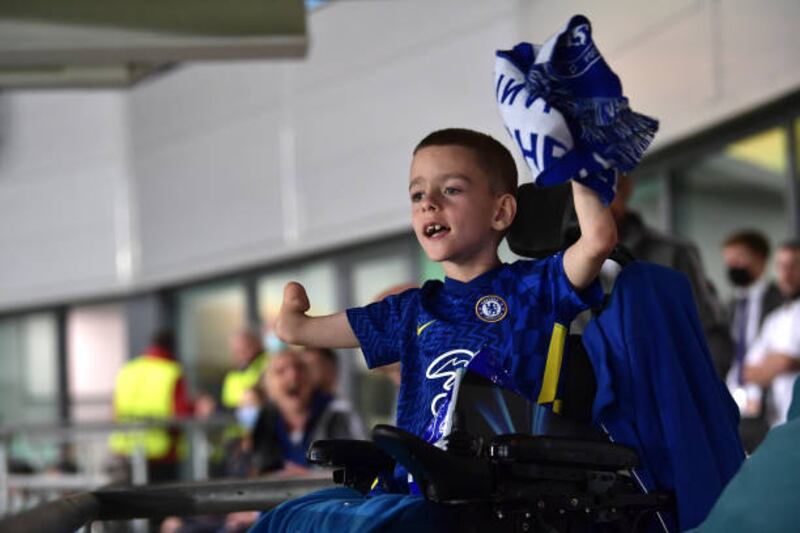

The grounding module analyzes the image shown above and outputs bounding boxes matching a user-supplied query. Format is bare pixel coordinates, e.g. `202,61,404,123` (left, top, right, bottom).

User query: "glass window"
352,256,412,309
419,248,444,282
178,281,246,395
628,172,668,231
674,126,789,301
0,313,58,427
67,303,128,421
258,260,337,331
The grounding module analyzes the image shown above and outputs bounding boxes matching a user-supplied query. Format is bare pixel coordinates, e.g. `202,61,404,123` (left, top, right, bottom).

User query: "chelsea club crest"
475,295,508,323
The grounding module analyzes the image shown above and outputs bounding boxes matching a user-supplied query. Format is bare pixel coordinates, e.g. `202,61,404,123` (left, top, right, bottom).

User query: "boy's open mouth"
424,223,450,238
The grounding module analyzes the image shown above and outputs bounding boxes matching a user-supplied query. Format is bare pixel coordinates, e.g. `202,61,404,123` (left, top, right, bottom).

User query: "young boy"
256,128,616,531
277,127,615,436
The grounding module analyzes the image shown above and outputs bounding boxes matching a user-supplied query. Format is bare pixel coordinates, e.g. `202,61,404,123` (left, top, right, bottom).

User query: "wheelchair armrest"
307,439,394,494
307,439,394,471
371,425,492,502
489,434,639,471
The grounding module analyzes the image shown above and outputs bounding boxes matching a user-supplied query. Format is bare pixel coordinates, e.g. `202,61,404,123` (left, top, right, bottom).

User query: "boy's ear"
491,193,517,232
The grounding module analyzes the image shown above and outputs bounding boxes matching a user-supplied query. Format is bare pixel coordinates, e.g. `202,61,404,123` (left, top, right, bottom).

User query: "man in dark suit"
610,175,733,377
722,230,782,449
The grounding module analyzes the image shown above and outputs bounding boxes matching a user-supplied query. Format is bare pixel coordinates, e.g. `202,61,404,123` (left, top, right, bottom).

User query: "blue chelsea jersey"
346,253,603,439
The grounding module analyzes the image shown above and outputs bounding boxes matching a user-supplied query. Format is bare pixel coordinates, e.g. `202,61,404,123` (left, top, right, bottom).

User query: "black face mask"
728,267,754,287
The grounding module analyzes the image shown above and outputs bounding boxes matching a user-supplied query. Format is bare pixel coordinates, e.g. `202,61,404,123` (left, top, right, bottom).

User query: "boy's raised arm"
275,282,360,348
563,181,618,290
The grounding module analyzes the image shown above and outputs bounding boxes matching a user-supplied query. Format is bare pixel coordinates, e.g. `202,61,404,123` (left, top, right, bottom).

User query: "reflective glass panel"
674,126,789,301
67,303,128,421
178,282,246,394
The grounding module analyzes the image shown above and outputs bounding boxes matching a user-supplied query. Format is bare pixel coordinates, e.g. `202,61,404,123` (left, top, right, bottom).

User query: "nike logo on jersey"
416,319,437,336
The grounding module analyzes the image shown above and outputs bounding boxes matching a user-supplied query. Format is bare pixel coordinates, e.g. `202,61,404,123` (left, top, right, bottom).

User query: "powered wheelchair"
306,183,673,533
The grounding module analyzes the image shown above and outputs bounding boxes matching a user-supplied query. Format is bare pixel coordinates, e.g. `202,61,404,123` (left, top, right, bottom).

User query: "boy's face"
409,145,508,265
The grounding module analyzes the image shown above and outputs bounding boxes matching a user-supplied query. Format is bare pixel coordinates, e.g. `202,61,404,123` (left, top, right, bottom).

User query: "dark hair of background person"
414,128,518,196
779,239,800,252
723,230,771,259
151,329,175,353
312,347,338,372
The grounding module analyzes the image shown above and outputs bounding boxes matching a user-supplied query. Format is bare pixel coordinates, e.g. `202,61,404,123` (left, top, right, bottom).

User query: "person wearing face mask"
225,387,265,477
741,241,800,428
235,389,262,434
721,230,783,426
221,327,270,411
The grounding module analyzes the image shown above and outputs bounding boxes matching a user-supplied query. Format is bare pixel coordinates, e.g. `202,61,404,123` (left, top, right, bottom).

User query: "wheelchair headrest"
507,183,578,259
508,182,634,266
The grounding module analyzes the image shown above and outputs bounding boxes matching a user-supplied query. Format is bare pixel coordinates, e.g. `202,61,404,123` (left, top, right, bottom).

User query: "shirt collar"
733,276,769,299
444,263,505,295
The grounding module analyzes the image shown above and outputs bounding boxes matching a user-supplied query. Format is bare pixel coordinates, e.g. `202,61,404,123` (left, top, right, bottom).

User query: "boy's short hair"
723,230,770,259
413,128,518,196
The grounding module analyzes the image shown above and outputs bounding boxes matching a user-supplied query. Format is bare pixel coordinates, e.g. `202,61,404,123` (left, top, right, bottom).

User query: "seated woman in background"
163,347,366,533
253,347,366,474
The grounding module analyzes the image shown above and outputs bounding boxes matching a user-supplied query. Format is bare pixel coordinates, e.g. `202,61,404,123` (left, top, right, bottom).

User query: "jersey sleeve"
346,289,418,369
517,252,604,323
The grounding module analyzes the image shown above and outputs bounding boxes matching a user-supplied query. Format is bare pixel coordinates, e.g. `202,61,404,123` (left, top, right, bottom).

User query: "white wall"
524,0,800,147
128,0,517,286
0,91,131,309
1,0,800,309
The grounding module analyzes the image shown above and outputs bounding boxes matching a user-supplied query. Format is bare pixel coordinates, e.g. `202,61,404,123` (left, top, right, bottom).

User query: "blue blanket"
583,262,745,531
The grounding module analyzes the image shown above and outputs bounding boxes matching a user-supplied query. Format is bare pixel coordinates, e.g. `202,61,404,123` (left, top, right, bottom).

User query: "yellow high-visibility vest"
221,352,267,409
109,355,182,459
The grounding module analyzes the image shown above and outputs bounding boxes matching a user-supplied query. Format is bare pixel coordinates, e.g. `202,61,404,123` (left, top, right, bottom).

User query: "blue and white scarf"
495,14,658,204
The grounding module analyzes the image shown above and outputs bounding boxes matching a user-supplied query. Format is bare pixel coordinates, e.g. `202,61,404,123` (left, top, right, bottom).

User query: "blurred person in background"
302,347,339,396
109,329,213,484
303,346,366,433
186,349,367,533
221,327,269,411
743,240,800,427
721,231,782,423
252,348,366,475
205,327,277,485
610,174,733,376
218,386,266,478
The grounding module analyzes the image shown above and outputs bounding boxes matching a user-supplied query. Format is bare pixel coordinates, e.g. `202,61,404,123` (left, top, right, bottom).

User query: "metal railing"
0,475,334,533
0,415,238,517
